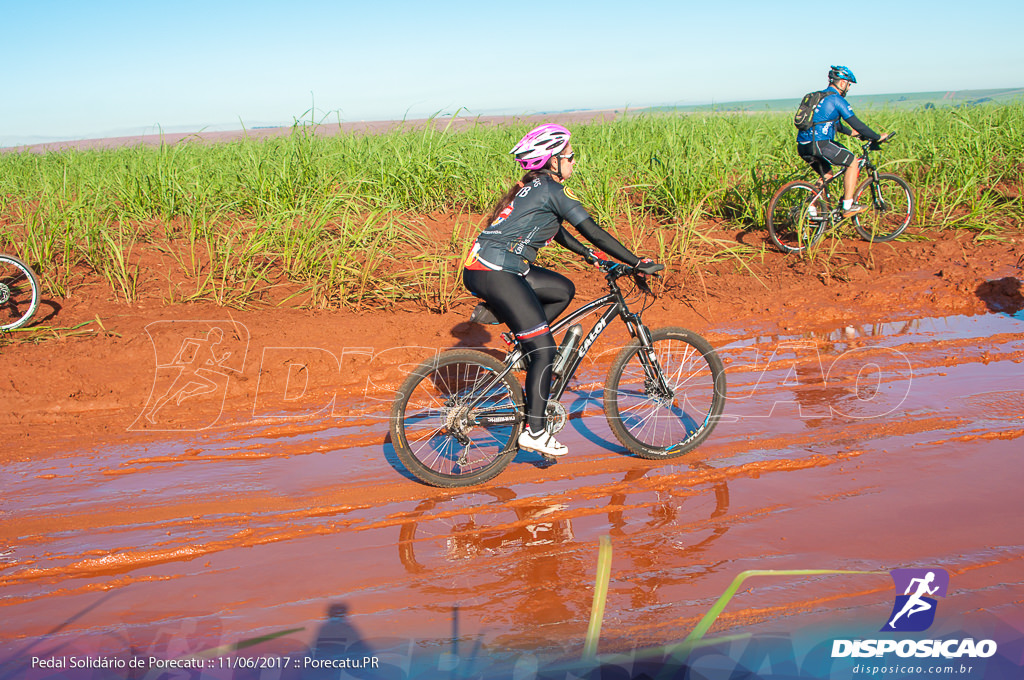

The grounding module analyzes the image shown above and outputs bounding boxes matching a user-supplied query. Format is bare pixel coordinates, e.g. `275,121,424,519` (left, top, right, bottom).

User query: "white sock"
843,199,853,210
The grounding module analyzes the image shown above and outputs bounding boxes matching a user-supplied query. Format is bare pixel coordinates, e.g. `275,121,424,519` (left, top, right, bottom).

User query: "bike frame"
812,140,884,218
467,264,669,426
547,268,663,401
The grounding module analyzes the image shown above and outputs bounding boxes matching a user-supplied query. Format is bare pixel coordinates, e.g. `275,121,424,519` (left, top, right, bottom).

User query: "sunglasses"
557,151,575,162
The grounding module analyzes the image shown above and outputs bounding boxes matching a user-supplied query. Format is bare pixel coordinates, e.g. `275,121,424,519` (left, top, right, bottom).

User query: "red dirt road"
1,225,1023,675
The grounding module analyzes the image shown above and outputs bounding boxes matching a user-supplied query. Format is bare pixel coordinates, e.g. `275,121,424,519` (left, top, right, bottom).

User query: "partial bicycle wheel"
853,173,915,242
398,489,518,574
766,180,827,253
0,255,41,331
397,488,575,578
390,350,524,487
604,327,726,459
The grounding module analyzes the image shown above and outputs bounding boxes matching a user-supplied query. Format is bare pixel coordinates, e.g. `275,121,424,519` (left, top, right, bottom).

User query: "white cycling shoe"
518,429,569,458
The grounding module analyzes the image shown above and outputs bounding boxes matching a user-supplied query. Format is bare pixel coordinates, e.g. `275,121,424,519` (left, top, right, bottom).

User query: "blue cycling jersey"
796,86,855,144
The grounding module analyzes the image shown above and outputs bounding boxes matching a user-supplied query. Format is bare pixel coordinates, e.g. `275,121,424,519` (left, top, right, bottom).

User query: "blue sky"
3,0,1022,147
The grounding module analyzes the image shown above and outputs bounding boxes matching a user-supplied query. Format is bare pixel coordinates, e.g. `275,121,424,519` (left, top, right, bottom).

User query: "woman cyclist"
462,123,663,458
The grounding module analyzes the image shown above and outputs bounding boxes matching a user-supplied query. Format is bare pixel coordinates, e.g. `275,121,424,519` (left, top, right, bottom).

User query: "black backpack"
794,90,828,131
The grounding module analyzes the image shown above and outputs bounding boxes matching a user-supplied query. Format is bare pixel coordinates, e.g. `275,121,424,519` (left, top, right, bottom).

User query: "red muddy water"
1,220,1023,674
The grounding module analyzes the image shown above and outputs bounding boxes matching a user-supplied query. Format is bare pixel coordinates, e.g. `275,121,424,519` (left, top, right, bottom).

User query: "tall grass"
1,104,1021,309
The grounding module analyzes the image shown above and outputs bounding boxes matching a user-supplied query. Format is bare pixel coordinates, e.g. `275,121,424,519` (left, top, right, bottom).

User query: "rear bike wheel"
853,173,915,242
766,181,827,253
605,327,726,459
390,350,524,487
0,255,41,331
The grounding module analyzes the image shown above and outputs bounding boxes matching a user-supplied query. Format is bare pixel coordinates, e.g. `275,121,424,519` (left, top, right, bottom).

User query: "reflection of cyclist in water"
398,468,732,623
396,489,588,636
606,466,730,609
889,571,939,628
145,327,231,423
399,491,574,567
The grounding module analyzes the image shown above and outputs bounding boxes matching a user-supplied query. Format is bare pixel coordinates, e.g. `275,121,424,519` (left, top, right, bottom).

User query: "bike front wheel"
390,350,524,487
0,255,41,331
605,327,726,459
766,181,827,254
853,173,915,242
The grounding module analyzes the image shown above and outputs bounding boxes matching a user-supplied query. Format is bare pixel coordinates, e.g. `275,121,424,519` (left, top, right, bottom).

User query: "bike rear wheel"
0,255,41,331
390,350,524,487
605,327,726,459
766,181,827,254
853,173,915,242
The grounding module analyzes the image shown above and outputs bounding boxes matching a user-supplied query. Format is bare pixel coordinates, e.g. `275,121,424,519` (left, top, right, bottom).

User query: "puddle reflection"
396,465,731,578
722,307,1024,354
397,488,573,574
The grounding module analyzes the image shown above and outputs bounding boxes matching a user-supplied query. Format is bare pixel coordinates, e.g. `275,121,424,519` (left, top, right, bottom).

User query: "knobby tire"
853,173,915,242
605,327,726,459
766,181,827,254
390,350,524,487
0,255,41,331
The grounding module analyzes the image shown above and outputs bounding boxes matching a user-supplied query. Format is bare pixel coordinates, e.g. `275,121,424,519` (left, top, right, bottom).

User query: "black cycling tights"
463,266,575,433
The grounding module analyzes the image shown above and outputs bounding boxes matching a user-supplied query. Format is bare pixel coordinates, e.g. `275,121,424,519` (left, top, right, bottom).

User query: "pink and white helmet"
510,124,571,170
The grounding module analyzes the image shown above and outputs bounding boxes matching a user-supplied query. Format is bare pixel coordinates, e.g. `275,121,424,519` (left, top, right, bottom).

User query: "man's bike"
0,254,40,331
389,262,727,487
766,135,915,253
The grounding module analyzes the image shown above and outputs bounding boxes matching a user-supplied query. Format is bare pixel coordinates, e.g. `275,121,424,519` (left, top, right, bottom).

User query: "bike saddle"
469,302,500,325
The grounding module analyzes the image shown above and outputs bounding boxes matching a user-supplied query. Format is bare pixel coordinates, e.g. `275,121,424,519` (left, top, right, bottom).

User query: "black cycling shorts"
462,265,575,432
798,140,855,176
463,266,574,337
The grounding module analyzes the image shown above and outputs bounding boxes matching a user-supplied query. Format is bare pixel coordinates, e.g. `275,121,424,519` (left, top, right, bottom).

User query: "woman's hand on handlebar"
584,249,609,267
586,253,664,276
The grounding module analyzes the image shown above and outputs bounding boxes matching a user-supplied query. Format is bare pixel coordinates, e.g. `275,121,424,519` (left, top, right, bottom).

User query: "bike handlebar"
598,260,664,279
864,130,896,153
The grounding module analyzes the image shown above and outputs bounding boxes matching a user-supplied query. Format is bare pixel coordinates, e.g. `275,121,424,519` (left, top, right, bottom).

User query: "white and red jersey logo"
492,201,515,226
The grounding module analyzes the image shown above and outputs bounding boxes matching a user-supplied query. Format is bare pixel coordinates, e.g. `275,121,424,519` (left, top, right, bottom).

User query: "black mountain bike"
767,135,915,253
0,254,41,331
389,262,727,487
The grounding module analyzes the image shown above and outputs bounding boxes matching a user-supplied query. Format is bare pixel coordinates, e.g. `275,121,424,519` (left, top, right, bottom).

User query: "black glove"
636,258,664,275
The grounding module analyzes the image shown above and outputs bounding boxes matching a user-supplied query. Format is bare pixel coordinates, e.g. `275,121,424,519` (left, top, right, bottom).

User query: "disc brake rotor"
644,377,675,408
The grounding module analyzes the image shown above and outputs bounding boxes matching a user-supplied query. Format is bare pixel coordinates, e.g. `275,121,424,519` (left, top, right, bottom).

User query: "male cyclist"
797,65,890,217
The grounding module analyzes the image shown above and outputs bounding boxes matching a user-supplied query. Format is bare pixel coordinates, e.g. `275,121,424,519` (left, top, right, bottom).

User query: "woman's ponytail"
485,169,546,225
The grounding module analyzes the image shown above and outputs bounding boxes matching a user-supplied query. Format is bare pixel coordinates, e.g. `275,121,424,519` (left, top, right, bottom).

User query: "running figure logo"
882,568,949,632
132,321,249,431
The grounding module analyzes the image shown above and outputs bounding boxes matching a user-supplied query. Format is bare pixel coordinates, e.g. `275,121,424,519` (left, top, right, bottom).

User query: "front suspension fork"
628,320,674,398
